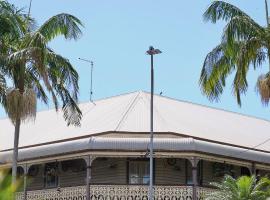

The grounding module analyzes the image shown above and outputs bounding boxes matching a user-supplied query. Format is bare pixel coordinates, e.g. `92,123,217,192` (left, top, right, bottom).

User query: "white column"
23,164,30,200
83,156,95,200
248,163,256,176
188,157,200,200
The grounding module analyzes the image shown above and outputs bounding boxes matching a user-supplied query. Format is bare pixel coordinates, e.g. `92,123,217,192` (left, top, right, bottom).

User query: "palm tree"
206,175,270,200
199,0,270,106
0,2,29,185
0,2,83,183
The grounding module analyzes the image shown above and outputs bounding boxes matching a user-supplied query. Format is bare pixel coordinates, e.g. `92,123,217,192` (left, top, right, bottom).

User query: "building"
0,91,270,200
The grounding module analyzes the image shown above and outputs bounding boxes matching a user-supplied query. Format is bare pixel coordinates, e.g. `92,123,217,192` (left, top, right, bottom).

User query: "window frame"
127,158,151,185
44,162,59,188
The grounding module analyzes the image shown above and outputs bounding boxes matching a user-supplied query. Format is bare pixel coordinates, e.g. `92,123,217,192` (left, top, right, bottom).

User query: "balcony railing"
16,185,215,200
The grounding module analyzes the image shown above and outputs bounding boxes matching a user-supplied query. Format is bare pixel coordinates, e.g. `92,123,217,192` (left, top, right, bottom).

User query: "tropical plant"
0,1,27,105
206,175,270,200
0,2,83,183
199,0,270,106
0,170,22,200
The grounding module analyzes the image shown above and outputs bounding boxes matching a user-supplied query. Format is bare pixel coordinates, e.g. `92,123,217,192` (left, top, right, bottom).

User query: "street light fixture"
146,46,162,200
78,58,94,102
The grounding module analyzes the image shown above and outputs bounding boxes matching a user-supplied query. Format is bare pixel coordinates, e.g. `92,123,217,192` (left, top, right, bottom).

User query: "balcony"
16,185,215,200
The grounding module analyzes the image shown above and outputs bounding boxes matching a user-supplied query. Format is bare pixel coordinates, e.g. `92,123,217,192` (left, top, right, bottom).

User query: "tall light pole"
146,46,162,200
78,58,94,102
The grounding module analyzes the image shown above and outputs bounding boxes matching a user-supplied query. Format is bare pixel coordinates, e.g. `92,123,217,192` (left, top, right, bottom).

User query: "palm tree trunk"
11,117,21,184
11,0,33,185
11,61,25,185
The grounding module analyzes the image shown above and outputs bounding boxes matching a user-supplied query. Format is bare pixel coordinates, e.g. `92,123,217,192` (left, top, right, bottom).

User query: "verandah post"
84,156,95,200
188,157,200,200
22,164,30,200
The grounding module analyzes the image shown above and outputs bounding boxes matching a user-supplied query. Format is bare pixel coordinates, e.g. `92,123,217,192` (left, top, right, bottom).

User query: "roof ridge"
140,91,270,123
114,91,141,131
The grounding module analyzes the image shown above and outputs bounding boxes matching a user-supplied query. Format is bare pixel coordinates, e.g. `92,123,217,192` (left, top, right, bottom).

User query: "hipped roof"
0,91,270,152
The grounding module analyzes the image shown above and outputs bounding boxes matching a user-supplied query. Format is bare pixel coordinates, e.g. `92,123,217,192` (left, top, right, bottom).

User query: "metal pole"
86,157,91,200
265,0,269,26
78,58,94,102
149,53,154,200
146,46,161,200
264,0,270,72
90,61,94,102
26,0,32,31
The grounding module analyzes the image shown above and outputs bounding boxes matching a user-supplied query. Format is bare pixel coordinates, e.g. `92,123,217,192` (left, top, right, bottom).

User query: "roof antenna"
159,91,163,96
78,58,94,102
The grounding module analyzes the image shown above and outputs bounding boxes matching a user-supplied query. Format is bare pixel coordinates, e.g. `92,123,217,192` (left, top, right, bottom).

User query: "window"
241,167,251,176
129,160,150,184
61,159,86,172
44,162,58,188
212,162,234,177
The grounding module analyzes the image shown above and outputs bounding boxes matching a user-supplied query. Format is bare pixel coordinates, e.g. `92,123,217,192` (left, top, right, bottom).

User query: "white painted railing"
16,185,214,200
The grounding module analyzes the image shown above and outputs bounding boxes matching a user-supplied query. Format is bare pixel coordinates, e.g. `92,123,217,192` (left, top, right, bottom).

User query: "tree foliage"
0,1,84,184
0,2,83,126
206,175,270,200
0,170,22,200
200,0,270,106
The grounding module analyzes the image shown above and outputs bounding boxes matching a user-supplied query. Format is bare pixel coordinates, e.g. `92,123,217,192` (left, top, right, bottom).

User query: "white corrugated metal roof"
0,91,270,152
1,137,270,164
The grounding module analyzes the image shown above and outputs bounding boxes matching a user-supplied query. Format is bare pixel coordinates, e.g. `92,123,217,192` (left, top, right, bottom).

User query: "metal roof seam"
141,92,170,131
114,92,140,131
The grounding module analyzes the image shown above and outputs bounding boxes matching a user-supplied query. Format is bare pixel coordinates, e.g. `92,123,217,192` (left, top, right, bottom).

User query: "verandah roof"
0,137,269,165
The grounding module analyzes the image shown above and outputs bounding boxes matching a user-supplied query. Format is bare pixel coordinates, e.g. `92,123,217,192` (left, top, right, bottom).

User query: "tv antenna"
78,58,94,102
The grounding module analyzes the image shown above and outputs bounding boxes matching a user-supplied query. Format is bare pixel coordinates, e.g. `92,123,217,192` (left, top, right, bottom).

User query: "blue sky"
2,0,270,120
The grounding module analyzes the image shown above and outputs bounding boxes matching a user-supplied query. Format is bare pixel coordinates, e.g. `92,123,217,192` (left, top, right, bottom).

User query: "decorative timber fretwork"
16,185,215,200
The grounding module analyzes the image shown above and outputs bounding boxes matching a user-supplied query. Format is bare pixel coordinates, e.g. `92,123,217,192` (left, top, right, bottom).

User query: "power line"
228,137,270,159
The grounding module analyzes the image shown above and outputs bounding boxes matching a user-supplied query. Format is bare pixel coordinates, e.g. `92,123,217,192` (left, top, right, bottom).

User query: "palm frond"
43,49,81,126
232,67,248,106
8,47,43,65
207,175,270,200
203,1,250,23
22,31,47,49
62,91,82,126
199,44,233,101
231,41,254,106
46,49,79,97
25,65,48,104
38,13,83,42
0,1,26,38
0,72,6,105
222,15,264,47
207,176,237,200
254,177,270,191
53,84,81,126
